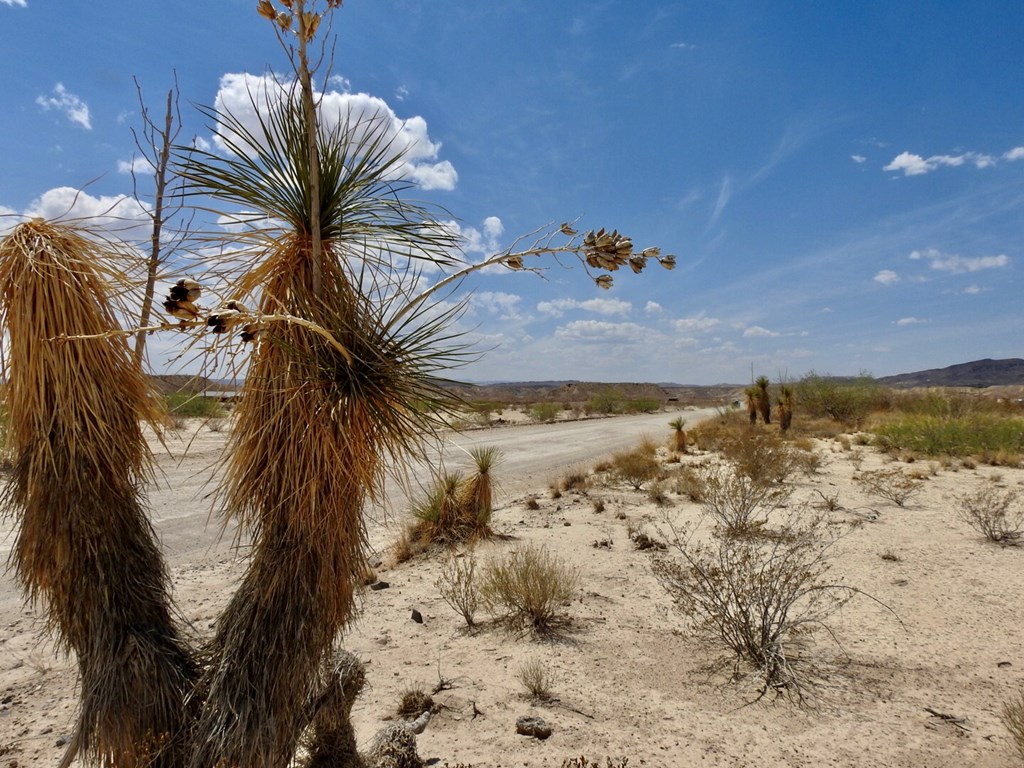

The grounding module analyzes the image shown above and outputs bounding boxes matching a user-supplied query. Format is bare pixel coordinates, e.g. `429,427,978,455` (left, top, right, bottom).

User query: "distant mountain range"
876,358,1024,388
150,358,1024,398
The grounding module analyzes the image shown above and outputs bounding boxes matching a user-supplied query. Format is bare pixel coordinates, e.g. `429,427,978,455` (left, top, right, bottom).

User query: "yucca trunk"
0,220,195,768
745,389,758,425
187,240,383,768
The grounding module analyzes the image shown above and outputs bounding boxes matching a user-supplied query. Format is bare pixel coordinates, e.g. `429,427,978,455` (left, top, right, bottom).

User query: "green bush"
624,397,660,414
872,413,1024,460
584,389,622,415
530,402,562,422
164,392,226,419
794,372,887,427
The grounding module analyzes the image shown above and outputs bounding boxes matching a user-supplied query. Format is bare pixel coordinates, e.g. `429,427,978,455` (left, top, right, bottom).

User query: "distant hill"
876,358,1024,388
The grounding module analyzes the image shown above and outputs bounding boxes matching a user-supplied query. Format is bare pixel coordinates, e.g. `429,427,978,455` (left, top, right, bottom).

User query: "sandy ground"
2,410,1023,767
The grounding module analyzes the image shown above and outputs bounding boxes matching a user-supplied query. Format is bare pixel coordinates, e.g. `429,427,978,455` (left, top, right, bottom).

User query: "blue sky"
2,1,1022,385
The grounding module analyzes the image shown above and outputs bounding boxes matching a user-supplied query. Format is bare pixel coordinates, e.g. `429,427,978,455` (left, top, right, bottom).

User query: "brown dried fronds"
0,219,195,768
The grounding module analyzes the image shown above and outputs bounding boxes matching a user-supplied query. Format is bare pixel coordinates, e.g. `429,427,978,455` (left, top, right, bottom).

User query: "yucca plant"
668,416,688,453
778,385,794,432
461,445,502,530
754,375,772,425
0,219,195,768
176,79,465,765
744,387,759,425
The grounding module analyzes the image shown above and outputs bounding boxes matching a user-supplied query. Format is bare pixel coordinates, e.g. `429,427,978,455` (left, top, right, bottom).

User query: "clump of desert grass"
668,416,688,453
399,446,502,557
0,218,196,768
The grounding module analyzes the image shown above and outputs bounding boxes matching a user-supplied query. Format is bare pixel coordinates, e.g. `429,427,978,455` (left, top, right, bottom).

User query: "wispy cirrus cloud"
894,317,926,326
36,83,92,129
1,0,28,8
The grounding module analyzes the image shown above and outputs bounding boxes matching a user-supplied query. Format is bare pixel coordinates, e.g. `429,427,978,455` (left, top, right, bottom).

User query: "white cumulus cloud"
1005,147,1024,161
851,154,866,164
36,83,92,129
212,72,457,191
894,317,926,326
742,325,779,338
873,269,900,285
537,297,631,317
884,149,996,176
2,0,28,8
554,320,648,344
471,291,523,320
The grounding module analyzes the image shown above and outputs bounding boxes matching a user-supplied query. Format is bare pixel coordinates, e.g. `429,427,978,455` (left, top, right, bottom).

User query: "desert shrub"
855,468,923,507
164,392,226,419
437,552,480,626
653,511,881,702
689,410,748,452
525,495,541,510
611,448,660,490
871,413,1024,460
671,465,706,502
624,396,660,414
559,468,590,493
591,498,606,513
584,389,622,415
720,430,798,485
517,658,555,703
395,685,434,720
692,463,791,536
955,482,1023,544
480,544,578,633
1002,687,1024,762
530,402,562,423
647,480,671,506
407,448,500,549
794,372,887,427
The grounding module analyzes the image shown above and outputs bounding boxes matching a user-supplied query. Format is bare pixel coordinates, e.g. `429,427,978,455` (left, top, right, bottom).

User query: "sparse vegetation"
1001,687,1024,762
437,552,480,627
654,511,884,703
691,463,792,536
480,544,579,634
612,447,661,490
872,413,1024,464
164,392,226,420
517,658,556,703
855,467,923,507
795,372,887,427
396,685,434,719
669,416,688,453
955,482,1023,544
530,402,562,423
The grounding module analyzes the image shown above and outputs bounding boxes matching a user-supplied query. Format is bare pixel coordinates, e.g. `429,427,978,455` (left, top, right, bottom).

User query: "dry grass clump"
653,511,883,703
396,685,434,719
855,467,924,507
668,416,688,453
1001,688,1024,762
956,482,1023,545
480,543,579,634
670,464,706,502
612,447,661,490
559,468,591,493
436,552,480,627
517,658,556,703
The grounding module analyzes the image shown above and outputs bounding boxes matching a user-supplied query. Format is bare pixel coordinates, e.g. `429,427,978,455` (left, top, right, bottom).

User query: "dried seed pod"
642,246,661,258
240,323,261,343
628,256,646,274
163,298,200,321
659,255,677,270
595,274,614,290
504,255,524,270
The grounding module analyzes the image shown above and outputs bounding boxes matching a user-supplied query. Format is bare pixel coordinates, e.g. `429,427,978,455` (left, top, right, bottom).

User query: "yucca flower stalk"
178,89,464,767
0,219,195,768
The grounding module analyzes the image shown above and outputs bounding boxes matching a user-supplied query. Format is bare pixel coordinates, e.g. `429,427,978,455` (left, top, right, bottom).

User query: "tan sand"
1,417,1022,766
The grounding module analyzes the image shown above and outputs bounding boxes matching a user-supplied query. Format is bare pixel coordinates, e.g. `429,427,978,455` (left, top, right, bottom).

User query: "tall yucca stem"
0,220,195,768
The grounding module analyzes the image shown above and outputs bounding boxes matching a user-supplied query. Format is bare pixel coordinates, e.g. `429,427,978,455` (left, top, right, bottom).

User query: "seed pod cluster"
163,278,202,321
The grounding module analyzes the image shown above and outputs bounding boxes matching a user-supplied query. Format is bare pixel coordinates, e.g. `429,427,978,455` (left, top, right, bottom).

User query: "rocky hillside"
877,358,1024,388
